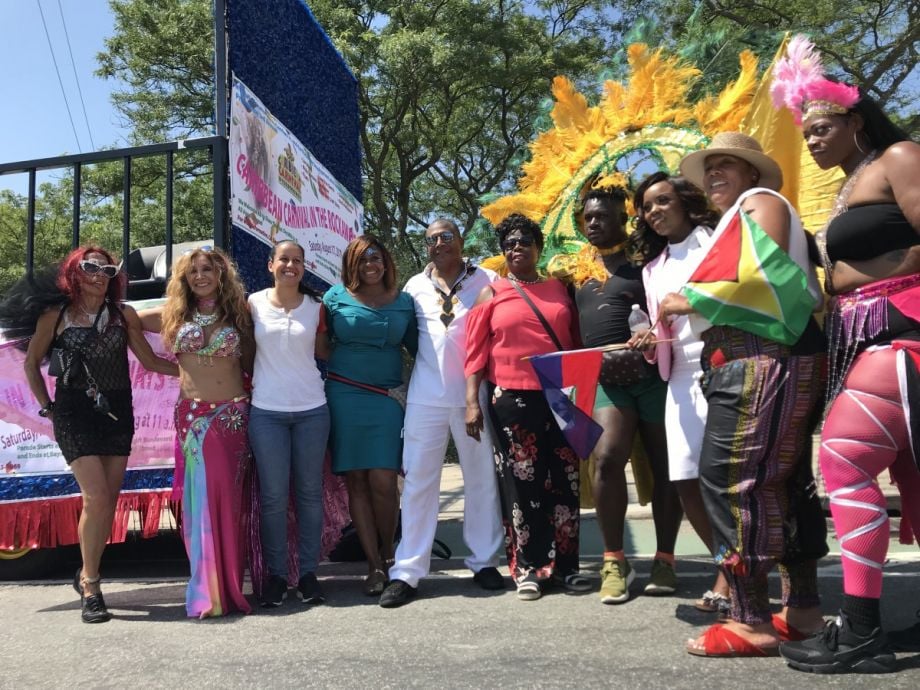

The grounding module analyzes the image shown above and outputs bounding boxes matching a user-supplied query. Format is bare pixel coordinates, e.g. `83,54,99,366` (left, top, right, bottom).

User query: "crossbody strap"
510,281,563,351
326,371,389,396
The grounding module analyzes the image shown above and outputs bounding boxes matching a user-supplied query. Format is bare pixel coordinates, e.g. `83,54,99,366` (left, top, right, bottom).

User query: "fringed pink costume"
820,272,920,599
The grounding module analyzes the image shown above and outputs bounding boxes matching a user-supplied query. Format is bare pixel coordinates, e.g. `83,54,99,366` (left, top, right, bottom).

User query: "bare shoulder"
740,190,787,214
36,307,60,330
121,303,139,321
474,284,495,306
881,141,920,173
882,142,920,230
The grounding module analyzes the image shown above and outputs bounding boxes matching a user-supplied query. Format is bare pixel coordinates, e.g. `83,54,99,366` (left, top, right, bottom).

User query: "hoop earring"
854,131,867,155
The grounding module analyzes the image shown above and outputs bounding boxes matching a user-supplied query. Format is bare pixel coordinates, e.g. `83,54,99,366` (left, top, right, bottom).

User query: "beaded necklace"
507,273,544,285
193,310,219,327
816,149,878,291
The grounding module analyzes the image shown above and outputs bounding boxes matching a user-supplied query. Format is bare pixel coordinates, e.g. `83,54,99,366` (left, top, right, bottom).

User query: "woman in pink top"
464,214,586,601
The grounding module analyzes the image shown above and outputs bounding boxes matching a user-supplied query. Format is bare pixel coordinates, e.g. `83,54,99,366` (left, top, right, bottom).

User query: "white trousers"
389,402,503,587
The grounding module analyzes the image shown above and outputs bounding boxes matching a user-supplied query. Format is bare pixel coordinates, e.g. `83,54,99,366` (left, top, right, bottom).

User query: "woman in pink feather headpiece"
773,34,920,675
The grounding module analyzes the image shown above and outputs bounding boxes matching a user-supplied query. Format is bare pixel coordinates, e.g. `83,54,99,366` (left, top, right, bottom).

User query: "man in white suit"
380,219,504,608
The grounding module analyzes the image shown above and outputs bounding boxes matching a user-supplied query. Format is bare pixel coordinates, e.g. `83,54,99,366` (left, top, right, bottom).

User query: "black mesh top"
54,306,131,392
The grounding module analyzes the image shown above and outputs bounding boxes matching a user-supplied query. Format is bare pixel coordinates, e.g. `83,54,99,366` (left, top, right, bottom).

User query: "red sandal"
771,614,811,642
687,623,780,658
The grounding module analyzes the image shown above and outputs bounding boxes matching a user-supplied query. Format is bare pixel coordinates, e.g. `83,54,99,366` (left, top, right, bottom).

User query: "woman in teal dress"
323,235,418,595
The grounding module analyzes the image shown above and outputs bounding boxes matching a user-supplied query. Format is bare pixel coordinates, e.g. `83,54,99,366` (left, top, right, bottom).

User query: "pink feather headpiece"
770,35,860,125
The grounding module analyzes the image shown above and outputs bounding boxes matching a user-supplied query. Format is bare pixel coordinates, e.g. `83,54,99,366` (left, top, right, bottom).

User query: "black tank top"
574,263,646,347
826,203,917,263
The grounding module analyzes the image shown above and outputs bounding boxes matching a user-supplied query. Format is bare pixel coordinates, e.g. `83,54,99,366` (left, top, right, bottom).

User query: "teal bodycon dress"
323,283,418,474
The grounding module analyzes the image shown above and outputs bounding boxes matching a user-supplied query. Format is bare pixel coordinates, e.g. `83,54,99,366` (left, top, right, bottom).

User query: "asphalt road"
3,543,920,689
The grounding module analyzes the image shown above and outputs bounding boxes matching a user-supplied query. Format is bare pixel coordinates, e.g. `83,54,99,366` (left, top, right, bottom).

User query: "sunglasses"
360,247,384,263
79,260,119,279
501,236,536,252
183,244,215,255
424,231,455,247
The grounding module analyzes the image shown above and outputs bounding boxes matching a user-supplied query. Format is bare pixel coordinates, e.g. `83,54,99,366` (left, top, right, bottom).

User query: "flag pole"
520,339,674,360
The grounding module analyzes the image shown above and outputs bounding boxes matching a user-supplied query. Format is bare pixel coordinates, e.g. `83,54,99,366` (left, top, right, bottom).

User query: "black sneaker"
472,566,505,591
261,575,288,608
81,593,111,624
296,572,325,605
779,610,896,674
379,579,416,609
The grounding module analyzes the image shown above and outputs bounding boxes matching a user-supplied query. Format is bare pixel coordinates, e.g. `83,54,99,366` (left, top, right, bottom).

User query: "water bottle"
628,304,651,334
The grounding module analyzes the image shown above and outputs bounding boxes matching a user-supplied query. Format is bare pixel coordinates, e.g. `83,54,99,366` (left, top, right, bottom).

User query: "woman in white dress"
631,171,729,612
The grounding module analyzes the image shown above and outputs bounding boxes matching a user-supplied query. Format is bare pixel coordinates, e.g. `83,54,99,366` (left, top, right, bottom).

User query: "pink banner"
0,333,179,477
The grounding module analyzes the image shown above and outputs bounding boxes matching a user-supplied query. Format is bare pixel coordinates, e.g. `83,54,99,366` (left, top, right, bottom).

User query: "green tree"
633,1,919,131
97,0,215,142
5,0,917,293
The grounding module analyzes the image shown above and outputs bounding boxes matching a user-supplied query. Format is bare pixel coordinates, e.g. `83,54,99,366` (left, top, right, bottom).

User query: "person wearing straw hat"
657,131,829,657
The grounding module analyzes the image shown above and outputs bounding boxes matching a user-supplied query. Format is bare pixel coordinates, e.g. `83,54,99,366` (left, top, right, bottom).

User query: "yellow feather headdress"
481,43,760,270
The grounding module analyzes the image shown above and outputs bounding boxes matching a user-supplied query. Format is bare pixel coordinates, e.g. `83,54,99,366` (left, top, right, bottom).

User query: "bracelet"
38,401,55,417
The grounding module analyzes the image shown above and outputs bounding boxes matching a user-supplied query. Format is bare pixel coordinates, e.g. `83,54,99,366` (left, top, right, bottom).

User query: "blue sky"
0,1,125,192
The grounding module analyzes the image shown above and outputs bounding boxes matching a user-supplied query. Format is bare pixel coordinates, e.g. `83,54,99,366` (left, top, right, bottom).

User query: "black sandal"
363,569,387,596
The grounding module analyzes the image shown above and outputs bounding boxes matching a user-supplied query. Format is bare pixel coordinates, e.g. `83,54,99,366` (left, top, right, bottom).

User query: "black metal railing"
0,136,229,289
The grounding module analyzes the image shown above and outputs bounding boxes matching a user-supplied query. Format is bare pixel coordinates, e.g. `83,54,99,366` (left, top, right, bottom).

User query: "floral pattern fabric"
486,384,580,584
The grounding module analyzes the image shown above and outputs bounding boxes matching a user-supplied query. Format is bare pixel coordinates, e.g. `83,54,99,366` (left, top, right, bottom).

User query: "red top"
464,278,579,390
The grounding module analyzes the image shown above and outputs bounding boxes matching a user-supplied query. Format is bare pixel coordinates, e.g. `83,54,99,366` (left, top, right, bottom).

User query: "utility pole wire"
36,0,82,152
56,0,95,150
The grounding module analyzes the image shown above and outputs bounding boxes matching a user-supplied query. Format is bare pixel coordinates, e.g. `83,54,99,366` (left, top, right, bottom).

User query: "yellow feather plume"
480,42,763,256
694,50,759,135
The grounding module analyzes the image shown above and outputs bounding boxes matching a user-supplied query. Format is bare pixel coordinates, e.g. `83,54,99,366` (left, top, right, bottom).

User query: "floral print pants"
486,384,580,584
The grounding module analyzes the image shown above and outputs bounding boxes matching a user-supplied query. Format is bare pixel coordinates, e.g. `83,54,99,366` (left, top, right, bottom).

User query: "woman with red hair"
22,245,177,623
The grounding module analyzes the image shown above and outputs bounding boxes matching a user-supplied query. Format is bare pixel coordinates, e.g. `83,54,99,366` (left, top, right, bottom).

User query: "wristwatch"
38,402,55,417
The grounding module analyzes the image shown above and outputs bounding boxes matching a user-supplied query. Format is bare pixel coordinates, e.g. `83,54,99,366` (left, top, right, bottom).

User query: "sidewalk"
433,456,913,561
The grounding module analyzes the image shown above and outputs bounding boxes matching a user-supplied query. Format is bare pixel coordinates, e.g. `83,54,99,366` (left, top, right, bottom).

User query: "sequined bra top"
173,321,242,358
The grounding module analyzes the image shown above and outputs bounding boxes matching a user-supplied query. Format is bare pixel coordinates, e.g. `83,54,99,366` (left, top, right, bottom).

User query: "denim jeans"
249,404,330,577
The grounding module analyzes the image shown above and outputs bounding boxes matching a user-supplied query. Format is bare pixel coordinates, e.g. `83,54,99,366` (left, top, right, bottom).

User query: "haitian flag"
529,348,604,458
683,208,813,345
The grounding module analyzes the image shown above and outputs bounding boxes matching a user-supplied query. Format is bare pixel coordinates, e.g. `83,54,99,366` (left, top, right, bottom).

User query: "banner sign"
229,75,362,285
0,308,178,481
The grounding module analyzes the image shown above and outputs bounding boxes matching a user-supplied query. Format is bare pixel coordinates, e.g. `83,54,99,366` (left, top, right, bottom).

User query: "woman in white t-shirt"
248,240,331,608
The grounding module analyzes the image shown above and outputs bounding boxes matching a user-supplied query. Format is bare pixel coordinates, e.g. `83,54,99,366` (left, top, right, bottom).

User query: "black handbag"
598,348,655,388
47,347,73,377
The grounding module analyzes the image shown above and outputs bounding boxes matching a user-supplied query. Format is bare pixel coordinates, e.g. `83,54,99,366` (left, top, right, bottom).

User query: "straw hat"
679,132,783,192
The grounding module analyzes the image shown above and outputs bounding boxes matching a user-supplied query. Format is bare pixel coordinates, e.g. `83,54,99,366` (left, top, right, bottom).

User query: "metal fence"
0,136,229,287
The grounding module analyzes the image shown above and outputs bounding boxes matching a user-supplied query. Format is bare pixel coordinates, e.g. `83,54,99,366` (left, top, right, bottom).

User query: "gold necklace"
595,240,627,256
507,273,544,285
830,150,878,220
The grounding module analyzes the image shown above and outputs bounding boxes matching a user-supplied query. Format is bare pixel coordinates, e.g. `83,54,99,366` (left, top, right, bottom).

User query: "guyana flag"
682,209,813,345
